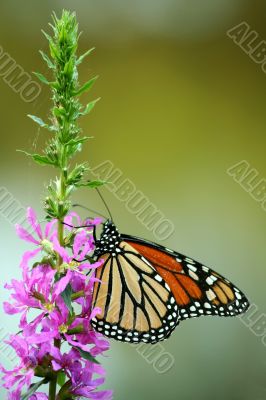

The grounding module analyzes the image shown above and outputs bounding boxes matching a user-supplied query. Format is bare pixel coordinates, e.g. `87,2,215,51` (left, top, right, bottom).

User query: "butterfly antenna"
95,187,114,222
72,204,108,220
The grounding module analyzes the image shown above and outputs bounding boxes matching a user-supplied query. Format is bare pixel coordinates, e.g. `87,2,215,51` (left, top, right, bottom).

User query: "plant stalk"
49,172,65,399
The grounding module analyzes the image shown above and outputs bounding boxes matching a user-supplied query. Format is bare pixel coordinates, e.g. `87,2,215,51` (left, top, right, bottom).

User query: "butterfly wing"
121,234,249,320
91,241,179,344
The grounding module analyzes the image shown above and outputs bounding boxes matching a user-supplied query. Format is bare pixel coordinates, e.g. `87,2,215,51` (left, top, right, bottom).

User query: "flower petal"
3,302,22,315
44,219,57,238
27,331,56,344
15,225,39,245
53,270,72,300
20,248,41,271
52,236,69,262
27,207,42,239
90,307,102,321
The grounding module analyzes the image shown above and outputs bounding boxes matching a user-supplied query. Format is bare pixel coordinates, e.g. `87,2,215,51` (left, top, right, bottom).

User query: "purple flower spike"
1,208,112,399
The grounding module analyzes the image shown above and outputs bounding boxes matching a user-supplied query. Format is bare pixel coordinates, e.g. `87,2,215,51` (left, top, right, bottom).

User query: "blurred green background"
0,1,266,399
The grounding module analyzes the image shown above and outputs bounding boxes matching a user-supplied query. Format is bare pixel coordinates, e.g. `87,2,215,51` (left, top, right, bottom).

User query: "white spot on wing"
189,270,199,280
165,248,174,253
206,289,216,301
187,264,197,272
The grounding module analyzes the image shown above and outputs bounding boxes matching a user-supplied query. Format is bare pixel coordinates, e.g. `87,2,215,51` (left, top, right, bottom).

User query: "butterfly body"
93,221,122,257
90,220,249,344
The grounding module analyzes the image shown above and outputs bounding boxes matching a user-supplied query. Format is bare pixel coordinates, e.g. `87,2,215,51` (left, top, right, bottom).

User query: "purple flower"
52,231,103,273
29,394,48,400
50,347,113,399
16,208,56,247
1,362,33,396
4,264,71,332
68,360,112,399
15,207,57,273
64,212,102,232
8,390,21,400
0,336,52,395
50,347,81,372
2,208,112,399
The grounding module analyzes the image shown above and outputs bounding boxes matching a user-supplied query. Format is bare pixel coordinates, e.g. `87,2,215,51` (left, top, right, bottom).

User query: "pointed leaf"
17,150,55,166
79,98,100,116
49,41,60,60
27,114,47,128
39,50,55,69
61,283,74,314
28,115,57,132
77,47,95,65
78,180,106,188
41,29,53,43
66,137,92,146
53,107,66,118
64,58,75,78
76,347,100,364
58,371,66,387
33,71,50,85
21,379,46,399
72,76,98,97
58,380,71,398
32,154,55,166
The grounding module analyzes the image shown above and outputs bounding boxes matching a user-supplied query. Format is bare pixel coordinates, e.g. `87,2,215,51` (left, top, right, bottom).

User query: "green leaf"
58,371,66,387
58,380,71,398
32,154,55,166
49,41,60,60
39,50,55,69
33,71,50,85
76,47,95,65
61,283,74,314
66,137,91,146
17,150,55,166
32,256,56,269
27,114,47,128
72,76,98,97
21,379,46,399
79,98,100,116
53,107,66,118
77,180,106,188
28,115,57,132
76,347,100,364
41,29,53,43
64,58,74,77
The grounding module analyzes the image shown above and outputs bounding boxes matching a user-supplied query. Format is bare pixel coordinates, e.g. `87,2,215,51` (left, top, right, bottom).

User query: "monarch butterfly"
79,220,249,345
71,202,249,345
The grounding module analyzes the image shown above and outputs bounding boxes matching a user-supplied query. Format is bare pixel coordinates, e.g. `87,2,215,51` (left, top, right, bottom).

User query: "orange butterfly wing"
91,241,180,343
122,235,249,320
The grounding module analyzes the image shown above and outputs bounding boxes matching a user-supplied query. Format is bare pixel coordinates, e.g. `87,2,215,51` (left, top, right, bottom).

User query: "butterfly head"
94,220,121,257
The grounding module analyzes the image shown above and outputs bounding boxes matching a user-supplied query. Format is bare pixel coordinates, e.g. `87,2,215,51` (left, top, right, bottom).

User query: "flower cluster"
1,208,112,399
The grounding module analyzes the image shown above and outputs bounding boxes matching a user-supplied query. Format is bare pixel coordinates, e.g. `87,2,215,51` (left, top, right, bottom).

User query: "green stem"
49,172,65,399
48,376,57,400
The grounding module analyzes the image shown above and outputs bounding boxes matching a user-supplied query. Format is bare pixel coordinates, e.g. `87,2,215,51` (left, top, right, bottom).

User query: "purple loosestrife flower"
15,208,57,273
67,360,112,399
3,264,70,333
53,231,103,273
50,347,112,399
64,211,102,229
0,335,52,396
1,208,112,399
